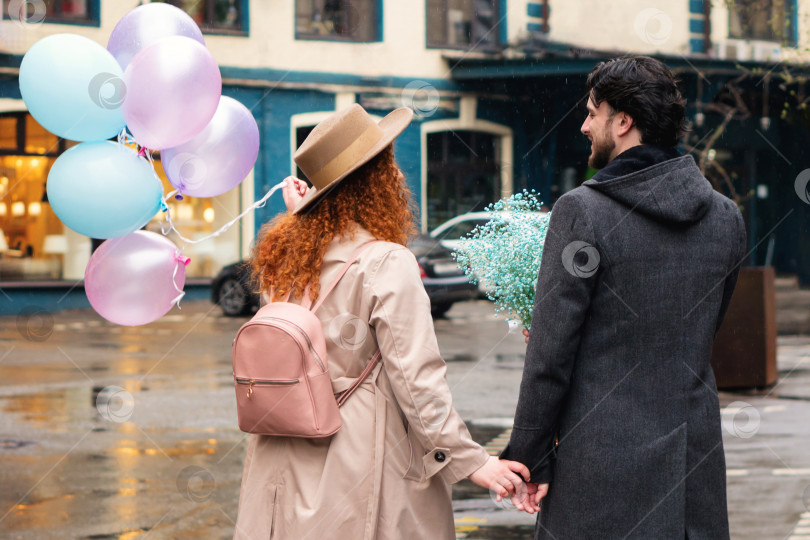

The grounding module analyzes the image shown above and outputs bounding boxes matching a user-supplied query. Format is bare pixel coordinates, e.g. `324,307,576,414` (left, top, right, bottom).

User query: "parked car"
211,234,477,318
429,210,548,251
429,210,549,296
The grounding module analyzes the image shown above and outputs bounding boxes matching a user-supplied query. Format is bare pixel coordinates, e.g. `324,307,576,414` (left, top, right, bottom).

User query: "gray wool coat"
501,154,745,539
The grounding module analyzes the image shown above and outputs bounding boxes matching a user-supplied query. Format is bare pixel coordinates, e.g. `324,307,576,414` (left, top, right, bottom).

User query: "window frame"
425,0,502,51
1,0,100,27
727,0,798,46
0,113,66,157
294,0,382,43
155,0,249,36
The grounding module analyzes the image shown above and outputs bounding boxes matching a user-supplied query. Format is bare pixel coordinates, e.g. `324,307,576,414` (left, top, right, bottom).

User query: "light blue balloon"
47,141,163,239
19,34,126,142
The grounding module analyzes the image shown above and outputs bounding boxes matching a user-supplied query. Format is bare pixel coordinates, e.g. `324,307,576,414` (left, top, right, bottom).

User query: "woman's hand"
523,328,529,344
282,176,309,212
468,456,532,511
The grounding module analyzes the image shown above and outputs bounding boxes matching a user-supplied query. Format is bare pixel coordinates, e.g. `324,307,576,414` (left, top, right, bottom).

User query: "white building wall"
547,0,692,56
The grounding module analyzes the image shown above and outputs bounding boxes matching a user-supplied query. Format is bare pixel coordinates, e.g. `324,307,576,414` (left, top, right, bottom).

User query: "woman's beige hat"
292,104,414,214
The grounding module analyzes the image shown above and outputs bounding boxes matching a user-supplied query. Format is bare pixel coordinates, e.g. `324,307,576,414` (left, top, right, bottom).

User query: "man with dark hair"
501,56,744,538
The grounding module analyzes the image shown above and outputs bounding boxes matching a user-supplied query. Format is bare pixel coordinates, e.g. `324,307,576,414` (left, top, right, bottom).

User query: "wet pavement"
0,300,809,539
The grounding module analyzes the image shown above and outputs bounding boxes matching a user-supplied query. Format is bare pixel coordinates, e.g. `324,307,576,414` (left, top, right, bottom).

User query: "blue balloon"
47,141,163,239
19,34,126,141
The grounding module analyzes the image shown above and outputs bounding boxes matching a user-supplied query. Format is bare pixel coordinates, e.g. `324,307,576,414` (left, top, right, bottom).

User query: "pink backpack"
232,242,381,438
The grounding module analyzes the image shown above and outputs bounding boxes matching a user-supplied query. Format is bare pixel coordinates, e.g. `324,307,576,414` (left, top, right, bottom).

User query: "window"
426,0,500,49
156,0,244,34
2,0,98,25
296,0,379,42
0,113,71,281
728,0,796,44
294,126,316,181
426,131,500,231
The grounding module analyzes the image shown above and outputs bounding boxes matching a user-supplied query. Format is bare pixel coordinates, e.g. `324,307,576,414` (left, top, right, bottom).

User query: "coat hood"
583,155,714,225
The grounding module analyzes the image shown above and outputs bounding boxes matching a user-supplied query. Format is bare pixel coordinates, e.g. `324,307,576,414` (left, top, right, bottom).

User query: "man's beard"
588,130,615,169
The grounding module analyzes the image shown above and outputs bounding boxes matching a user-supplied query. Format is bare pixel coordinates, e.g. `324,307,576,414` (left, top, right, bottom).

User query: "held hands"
282,176,309,212
525,482,549,513
468,456,538,513
523,328,530,344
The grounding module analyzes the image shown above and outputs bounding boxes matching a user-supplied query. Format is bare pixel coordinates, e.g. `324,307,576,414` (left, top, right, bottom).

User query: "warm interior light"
0,202,6,216
177,203,194,222
11,201,25,217
28,201,41,216
203,207,215,223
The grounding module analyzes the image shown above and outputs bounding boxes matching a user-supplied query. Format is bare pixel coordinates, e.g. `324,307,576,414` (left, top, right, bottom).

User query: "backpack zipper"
234,377,300,399
260,317,327,373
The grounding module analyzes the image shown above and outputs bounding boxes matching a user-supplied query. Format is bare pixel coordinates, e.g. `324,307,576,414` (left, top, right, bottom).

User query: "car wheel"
218,278,250,316
430,302,453,318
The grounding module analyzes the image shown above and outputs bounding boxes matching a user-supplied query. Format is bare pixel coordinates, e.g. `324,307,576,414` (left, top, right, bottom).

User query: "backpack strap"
310,241,382,313
336,350,382,407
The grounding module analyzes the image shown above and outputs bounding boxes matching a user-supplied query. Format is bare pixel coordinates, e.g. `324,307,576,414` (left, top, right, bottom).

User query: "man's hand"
524,482,549,513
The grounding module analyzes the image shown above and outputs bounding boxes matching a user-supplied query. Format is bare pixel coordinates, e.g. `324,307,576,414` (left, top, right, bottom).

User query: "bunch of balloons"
18,3,260,326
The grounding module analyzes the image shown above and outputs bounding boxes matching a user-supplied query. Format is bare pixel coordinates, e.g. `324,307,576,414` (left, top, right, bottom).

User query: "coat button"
434,451,446,463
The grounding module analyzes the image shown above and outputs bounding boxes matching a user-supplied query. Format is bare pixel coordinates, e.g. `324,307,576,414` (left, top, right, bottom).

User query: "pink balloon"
85,231,189,326
122,36,221,150
108,3,205,71
162,96,260,198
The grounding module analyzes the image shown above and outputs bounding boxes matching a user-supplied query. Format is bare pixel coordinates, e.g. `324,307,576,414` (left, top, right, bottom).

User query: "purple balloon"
122,36,221,150
85,231,189,326
108,3,205,71
162,96,260,198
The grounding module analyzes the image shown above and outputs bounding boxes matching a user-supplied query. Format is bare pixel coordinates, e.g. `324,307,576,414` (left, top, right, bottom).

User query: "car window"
437,219,489,240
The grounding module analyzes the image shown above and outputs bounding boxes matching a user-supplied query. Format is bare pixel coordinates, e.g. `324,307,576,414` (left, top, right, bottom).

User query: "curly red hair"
251,145,417,302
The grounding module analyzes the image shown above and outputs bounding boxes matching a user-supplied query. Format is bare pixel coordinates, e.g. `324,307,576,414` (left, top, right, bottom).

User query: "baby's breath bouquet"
453,191,550,330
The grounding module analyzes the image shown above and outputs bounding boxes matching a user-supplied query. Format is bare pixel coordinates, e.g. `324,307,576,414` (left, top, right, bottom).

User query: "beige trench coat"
233,226,489,540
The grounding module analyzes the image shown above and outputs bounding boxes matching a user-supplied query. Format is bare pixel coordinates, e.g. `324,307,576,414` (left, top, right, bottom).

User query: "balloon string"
161,181,285,246
170,249,190,309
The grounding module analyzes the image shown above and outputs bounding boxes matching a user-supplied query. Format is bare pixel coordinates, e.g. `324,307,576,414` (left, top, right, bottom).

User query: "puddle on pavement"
0,439,36,449
446,353,476,362
495,353,525,370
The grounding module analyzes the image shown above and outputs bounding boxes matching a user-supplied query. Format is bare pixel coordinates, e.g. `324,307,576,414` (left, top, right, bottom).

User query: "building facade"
1,0,809,311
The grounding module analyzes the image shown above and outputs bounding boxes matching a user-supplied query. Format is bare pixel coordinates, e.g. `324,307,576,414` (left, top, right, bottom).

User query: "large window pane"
426,0,499,49
0,117,16,151
158,0,243,33
427,131,500,231
296,0,378,42
728,0,793,43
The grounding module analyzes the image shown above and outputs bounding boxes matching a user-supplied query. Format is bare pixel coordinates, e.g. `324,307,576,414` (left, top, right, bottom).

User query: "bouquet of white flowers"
453,191,550,330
